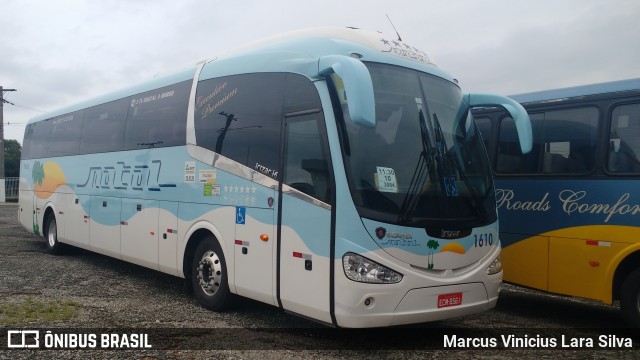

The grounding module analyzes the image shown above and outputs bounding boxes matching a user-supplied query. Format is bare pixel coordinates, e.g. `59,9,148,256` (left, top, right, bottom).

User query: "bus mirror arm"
466,93,533,154
318,55,376,128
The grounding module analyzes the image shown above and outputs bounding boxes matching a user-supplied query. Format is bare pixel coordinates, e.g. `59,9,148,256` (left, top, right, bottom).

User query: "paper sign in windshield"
375,166,398,193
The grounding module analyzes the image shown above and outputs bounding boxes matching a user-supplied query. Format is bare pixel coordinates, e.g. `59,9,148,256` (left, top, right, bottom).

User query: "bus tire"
191,236,232,311
620,268,640,327
44,214,64,255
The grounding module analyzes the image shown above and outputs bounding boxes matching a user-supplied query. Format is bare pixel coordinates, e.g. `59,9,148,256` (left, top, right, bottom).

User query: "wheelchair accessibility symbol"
236,207,246,225
444,177,458,197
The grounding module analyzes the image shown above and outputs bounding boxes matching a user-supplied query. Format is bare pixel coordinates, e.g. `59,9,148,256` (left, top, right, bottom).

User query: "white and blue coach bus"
19,27,531,328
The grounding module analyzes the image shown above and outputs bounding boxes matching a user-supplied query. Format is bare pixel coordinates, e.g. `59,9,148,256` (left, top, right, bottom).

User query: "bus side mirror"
466,93,533,153
319,55,376,128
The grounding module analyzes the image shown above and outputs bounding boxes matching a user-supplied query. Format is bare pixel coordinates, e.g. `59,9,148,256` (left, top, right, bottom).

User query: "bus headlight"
486,255,503,275
342,252,403,284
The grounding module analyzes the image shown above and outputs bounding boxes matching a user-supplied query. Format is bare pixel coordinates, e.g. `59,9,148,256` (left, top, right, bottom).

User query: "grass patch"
0,297,82,325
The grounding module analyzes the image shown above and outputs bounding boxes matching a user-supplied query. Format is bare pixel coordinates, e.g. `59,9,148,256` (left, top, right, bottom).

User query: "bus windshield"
338,63,495,228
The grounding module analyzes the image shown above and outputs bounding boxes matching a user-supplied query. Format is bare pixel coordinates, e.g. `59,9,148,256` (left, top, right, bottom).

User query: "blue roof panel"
509,78,640,104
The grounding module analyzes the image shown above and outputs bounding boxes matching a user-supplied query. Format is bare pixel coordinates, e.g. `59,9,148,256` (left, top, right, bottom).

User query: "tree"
4,139,21,177
427,239,440,269
32,160,44,186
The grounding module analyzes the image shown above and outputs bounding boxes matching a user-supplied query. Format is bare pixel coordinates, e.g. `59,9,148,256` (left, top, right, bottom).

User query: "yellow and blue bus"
474,78,640,327
19,27,531,328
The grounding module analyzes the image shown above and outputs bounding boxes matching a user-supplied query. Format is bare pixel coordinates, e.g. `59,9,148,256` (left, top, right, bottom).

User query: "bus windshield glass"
337,63,495,227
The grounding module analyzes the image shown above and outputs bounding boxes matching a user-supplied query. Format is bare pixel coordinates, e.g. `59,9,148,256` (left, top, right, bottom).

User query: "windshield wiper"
397,109,436,224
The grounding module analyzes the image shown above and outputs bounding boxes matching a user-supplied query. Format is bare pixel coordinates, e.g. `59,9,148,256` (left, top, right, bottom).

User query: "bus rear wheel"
620,268,640,327
44,214,64,255
191,236,232,311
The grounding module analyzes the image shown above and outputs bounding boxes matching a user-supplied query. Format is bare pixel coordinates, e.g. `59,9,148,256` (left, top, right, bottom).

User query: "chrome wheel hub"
197,250,222,296
47,220,57,247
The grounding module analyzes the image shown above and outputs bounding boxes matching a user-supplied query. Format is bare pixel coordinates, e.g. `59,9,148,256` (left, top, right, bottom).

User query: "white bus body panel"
121,198,159,270
234,208,275,305
89,196,122,259
332,246,502,328
60,194,90,248
279,194,332,324
159,202,179,276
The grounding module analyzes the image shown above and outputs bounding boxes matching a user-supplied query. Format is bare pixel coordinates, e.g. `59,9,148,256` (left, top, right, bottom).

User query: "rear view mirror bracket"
319,55,376,128
466,93,532,153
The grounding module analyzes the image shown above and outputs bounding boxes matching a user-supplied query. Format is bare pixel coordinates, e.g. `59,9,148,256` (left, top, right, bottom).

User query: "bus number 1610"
474,233,493,247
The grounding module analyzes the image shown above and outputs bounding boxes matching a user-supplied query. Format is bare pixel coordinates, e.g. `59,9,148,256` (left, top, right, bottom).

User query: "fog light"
486,255,503,275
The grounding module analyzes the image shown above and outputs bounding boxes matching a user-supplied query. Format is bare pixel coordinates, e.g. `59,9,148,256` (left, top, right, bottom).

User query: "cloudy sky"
1,0,639,143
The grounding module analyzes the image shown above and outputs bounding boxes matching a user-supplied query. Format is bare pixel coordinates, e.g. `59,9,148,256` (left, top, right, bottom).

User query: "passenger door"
278,112,333,324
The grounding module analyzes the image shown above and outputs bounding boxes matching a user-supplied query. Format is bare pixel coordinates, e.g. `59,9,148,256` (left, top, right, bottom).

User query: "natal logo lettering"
76,160,176,192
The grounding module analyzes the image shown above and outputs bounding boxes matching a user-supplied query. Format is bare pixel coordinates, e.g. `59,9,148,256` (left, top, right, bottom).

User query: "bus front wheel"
620,268,640,327
191,236,232,311
44,215,64,255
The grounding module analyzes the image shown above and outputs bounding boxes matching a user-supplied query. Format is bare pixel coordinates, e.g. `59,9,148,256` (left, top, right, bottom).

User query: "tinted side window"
497,108,599,174
81,98,129,154
283,73,321,113
496,115,539,174
474,116,492,154
282,75,330,203
22,119,52,159
124,80,191,150
22,123,34,160
49,111,85,157
195,73,285,178
608,103,640,173
284,114,331,203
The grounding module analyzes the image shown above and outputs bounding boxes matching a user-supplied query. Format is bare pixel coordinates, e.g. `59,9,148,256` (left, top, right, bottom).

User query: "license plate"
437,292,463,308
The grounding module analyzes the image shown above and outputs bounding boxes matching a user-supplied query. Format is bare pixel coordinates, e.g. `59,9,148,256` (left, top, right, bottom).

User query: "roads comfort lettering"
495,189,640,223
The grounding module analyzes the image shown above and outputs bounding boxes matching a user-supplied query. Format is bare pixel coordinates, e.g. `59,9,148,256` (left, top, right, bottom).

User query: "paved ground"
0,203,637,359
